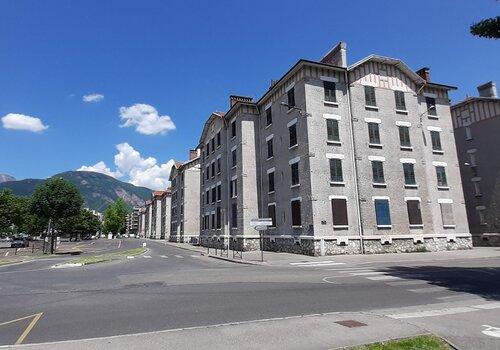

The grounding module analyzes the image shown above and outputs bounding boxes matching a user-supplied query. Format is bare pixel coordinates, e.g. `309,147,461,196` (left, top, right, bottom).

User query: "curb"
201,253,264,266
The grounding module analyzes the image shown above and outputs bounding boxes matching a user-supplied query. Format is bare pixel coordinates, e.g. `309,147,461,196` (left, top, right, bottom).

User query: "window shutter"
291,200,301,226
407,200,423,225
375,199,391,226
331,199,348,226
365,86,376,106
440,203,454,226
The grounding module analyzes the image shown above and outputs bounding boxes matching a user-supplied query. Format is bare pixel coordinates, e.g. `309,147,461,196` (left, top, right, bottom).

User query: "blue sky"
1,0,498,189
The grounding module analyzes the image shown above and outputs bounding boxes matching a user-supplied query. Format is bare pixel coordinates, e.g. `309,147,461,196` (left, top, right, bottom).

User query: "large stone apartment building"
169,150,201,243
451,81,500,246
197,42,471,255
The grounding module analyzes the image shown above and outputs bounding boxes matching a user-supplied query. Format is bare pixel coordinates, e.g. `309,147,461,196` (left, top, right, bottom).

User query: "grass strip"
63,247,147,266
346,335,453,350
0,259,18,266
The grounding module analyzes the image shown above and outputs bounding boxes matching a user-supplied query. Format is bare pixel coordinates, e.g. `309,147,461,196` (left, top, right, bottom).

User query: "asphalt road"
0,239,499,348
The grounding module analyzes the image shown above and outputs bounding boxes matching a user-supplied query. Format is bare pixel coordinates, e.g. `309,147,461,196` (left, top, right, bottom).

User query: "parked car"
11,238,29,248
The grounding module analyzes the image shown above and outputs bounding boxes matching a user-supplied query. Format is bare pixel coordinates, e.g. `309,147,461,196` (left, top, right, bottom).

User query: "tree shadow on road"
379,266,500,301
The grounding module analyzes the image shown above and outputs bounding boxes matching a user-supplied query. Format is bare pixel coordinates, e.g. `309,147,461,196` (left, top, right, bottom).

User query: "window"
403,163,416,185
268,171,275,193
465,126,472,140
211,138,215,153
207,142,210,154
291,199,301,226
232,148,237,167
407,200,423,226
436,166,448,187
364,86,376,107
477,208,486,225
426,97,437,116
217,184,221,201
216,207,221,229
430,131,442,151
329,159,343,183
469,152,477,167
216,158,221,174
394,90,406,110
267,139,273,158
230,179,237,198
211,187,216,204
268,204,276,227
324,81,336,102
206,167,209,180
287,87,295,109
331,198,348,226
266,108,272,126
368,122,381,144
211,162,215,178
440,203,454,227
291,162,299,186
399,126,411,147
216,131,221,147
211,212,215,229
473,182,481,196
326,119,340,143
374,199,391,226
289,123,297,147
371,161,385,184
231,203,237,228
205,189,209,204
231,121,236,138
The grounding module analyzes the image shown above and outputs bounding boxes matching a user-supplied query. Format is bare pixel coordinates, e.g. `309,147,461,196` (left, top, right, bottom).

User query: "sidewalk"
4,312,428,350
163,241,500,266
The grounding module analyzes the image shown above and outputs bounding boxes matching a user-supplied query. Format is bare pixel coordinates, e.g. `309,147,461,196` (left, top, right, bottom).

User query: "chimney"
320,42,347,68
189,149,200,160
416,67,430,82
229,95,253,108
477,81,497,98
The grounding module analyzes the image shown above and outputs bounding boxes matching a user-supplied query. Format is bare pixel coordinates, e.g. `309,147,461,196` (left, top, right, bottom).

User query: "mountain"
0,171,153,212
0,174,16,183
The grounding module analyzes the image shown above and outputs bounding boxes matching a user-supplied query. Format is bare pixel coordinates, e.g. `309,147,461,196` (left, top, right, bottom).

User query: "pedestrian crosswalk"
289,261,346,267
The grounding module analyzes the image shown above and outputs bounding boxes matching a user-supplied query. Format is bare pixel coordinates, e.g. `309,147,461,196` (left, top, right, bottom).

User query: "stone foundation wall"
200,236,260,251
168,235,180,243
263,237,316,256
472,233,500,247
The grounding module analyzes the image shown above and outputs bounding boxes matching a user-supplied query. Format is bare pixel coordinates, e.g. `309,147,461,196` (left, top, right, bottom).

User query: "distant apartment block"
150,190,171,239
196,42,471,255
169,149,201,243
451,81,500,246
126,207,140,236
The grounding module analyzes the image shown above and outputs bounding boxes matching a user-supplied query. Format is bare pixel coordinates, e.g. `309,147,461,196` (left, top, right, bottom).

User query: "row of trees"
0,178,130,253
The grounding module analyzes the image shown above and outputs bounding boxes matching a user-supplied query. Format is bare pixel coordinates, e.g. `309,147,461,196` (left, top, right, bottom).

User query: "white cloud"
77,161,122,178
82,93,104,103
119,103,176,135
1,113,49,133
77,142,174,190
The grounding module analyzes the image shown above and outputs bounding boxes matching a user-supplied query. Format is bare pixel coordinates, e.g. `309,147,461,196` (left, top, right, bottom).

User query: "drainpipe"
344,69,365,254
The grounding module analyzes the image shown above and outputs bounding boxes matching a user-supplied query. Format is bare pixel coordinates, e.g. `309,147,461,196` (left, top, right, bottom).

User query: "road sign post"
250,218,273,262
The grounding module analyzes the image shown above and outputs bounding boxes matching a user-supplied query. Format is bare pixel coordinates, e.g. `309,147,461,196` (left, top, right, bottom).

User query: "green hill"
0,171,152,212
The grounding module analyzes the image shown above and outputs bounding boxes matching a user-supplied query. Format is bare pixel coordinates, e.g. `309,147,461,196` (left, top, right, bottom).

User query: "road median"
51,247,148,268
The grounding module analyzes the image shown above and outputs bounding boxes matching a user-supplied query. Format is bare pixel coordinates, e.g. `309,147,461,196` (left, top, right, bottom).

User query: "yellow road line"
0,314,38,327
15,312,43,345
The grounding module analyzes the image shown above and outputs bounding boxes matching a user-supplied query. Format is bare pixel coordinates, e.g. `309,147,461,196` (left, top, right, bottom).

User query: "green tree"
30,178,84,253
103,199,129,237
58,209,102,241
0,189,16,234
470,16,500,39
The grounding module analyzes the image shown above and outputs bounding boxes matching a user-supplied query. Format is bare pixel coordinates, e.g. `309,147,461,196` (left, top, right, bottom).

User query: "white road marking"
174,255,184,258
408,286,448,293
387,302,500,319
322,276,338,284
306,263,346,267
349,271,385,276
190,255,201,258
436,294,475,301
482,325,500,338
127,256,135,259
4,252,9,257
160,255,168,258
289,260,335,265
386,280,428,286
324,267,373,272
366,275,402,281
143,255,152,259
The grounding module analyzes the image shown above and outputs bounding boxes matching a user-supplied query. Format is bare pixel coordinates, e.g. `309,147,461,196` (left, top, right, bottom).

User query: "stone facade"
451,82,500,246
192,42,472,255
169,151,201,244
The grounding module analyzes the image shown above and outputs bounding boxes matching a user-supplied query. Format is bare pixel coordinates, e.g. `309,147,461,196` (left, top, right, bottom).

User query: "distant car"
11,238,29,248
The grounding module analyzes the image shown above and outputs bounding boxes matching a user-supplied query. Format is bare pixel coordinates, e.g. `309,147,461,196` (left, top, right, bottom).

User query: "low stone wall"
263,237,316,256
200,236,261,251
168,235,180,243
472,233,500,247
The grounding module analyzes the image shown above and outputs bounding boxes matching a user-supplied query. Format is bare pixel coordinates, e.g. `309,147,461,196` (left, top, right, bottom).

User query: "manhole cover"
335,320,367,328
